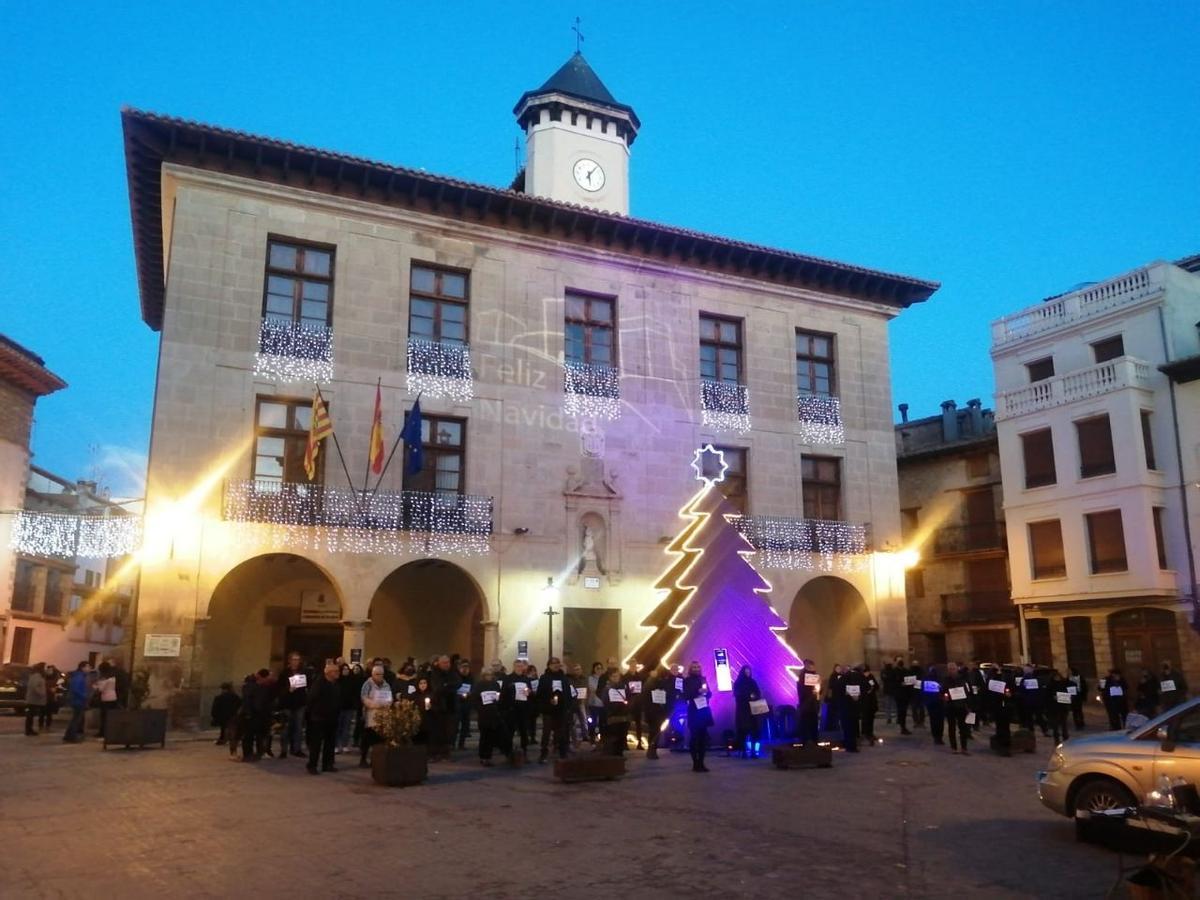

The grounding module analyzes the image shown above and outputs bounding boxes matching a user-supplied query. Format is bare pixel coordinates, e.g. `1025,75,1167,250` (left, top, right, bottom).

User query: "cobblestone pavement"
0,718,1127,900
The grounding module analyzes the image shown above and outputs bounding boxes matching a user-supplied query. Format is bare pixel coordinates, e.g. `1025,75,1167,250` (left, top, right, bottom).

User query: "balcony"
563,360,621,420
941,591,1017,626
701,379,750,433
995,356,1153,420
933,521,1007,557
406,337,473,402
222,479,493,555
733,515,869,571
991,264,1166,349
253,318,334,383
796,393,844,444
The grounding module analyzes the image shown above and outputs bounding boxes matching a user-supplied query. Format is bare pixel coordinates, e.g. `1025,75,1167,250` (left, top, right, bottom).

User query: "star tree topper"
691,443,728,486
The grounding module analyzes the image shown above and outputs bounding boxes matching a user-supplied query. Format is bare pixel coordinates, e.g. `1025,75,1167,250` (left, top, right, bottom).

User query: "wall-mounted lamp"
514,527,530,535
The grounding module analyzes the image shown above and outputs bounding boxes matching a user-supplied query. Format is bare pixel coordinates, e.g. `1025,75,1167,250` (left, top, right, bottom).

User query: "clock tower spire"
514,52,639,215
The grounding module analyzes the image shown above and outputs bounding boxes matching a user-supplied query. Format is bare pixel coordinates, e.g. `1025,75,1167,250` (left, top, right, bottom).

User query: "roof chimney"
941,400,958,442
898,403,909,424
966,398,983,436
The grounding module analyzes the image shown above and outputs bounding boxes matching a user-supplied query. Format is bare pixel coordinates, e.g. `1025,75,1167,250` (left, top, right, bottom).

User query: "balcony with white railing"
995,356,1153,420
991,264,1166,349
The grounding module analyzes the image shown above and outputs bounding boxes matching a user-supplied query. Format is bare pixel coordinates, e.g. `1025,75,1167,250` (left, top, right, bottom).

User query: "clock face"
572,158,605,192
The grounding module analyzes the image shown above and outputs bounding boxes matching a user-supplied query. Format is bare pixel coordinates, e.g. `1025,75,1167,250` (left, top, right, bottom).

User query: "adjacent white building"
991,255,1200,685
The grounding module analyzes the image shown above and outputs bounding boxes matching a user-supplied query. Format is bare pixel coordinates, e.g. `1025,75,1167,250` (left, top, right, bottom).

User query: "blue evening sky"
3,2,1197,497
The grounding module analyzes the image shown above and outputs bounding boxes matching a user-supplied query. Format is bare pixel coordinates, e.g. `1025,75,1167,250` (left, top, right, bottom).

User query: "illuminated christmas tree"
629,446,803,730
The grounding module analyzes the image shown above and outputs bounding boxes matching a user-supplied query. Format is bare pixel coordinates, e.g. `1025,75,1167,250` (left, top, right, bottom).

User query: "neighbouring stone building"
896,400,1016,665
0,335,66,664
122,52,939,720
992,253,1200,686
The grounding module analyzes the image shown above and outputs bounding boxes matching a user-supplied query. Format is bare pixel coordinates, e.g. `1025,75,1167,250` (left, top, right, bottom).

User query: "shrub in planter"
371,699,428,787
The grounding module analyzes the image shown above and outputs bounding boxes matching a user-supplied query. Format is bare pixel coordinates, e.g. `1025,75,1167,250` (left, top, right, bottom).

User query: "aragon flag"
369,380,385,474
303,391,333,481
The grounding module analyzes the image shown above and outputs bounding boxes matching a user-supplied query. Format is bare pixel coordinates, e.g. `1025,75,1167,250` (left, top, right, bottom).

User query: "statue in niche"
578,514,607,575
582,525,597,562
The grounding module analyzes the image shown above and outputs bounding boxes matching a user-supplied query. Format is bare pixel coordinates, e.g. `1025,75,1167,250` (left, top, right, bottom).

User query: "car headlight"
1046,748,1066,772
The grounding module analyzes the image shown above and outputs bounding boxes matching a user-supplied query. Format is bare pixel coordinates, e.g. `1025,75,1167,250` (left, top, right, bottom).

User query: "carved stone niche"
564,459,622,586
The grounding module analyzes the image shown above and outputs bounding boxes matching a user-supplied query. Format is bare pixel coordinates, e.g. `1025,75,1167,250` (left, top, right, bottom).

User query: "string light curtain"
563,360,622,419
406,337,473,402
253,319,335,383
700,379,751,433
733,515,867,571
10,511,143,559
796,394,845,444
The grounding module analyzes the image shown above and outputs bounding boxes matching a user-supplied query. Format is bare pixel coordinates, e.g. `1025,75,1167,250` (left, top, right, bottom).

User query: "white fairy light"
732,515,867,571
406,337,473,402
796,394,845,444
253,319,334,383
221,480,492,556
700,379,751,433
10,511,143,559
563,361,621,420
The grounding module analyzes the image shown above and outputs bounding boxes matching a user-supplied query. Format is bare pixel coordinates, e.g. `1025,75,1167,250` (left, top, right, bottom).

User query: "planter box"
772,743,833,770
103,709,168,750
371,744,428,787
553,755,626,783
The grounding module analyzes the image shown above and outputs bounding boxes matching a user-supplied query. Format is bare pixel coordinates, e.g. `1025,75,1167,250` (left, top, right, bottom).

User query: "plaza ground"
0,711,1135,900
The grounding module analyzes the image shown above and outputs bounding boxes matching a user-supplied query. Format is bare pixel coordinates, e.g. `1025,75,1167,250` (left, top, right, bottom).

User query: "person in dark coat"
1015,664,1047,736
1101,669,1129,730
536,657,573,762
277,652,310,759
836,665,863,752
472,667,505,765
860,663,880,745
210,681,241,746
881,660,899,725
1046,668,1073,745
599,666,630,756
624,660,647,750
987,667,1016,755
908,661,926,727
942,663,971,754
797,659,821,744
410,676,432,744
1159,661,1188,712
426,655,461,761
732,665,765,757
240,670,273,762
1069,667,1088,730
304,662,341,774
922,666,945,746
1135,669,1159,719
501,659,534,759
336,663,361,753
643,665,673,759
455,659,474,749
682,661,713,772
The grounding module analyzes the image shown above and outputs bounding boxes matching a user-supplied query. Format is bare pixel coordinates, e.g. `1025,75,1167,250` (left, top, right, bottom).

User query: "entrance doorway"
563,607,620,670
285,626,343,667
788,576,870,676
1109,607,1182,675
367,559,485,670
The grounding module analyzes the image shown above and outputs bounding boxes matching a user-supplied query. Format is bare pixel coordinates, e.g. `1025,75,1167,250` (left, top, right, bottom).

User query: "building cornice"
0,335,66,397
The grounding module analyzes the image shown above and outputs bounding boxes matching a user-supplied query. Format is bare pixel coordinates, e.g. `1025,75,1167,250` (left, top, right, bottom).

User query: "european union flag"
400,400,423,475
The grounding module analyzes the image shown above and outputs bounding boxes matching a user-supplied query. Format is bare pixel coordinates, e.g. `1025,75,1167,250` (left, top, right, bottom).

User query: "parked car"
0,664,32,713
1038,697,1200,819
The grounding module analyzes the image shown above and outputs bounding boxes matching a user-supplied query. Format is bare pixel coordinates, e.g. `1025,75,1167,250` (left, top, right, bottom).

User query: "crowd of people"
21,658,131,742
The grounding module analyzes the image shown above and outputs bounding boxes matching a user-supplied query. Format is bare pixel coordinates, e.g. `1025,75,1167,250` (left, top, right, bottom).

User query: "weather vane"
572,16,584,53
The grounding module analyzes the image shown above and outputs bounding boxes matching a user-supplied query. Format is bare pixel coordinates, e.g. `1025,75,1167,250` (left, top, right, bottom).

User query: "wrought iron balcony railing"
733,515,869,570
253,318,334,383
941,591,1016,626
406,337,473,401
222,480,493,536
932,521,1007,557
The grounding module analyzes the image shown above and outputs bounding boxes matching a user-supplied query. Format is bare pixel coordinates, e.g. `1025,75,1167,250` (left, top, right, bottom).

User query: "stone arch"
202,553,346,702
365,558,487,670
787,575,871,678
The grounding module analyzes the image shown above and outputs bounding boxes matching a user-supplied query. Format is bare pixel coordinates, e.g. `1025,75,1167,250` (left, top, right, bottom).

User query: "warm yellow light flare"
898,547,920,570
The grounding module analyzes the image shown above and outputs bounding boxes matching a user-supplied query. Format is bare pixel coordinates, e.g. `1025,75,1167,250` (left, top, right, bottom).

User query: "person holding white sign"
535,657,573,763
838,665,866,752
942,662,971,754
682,661,714,772
1015,664,1048,737
1101,668,1129,730
501,659,534,760
643,665,674,759
624,660,647,751
1160,661,1188,713
1047,668,1074,745
919,666,946,746
471,666,506,766
732,665,766,758
796,659,821,744
278,652,311,760
598,665,631,756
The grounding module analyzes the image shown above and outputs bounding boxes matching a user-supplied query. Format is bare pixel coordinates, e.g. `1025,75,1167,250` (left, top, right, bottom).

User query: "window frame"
1153,506,1169,570
253,395,322,485
1141,410,1158,471
1029,518,1067,580
409,263,470,346
795,329,837,398
801,455,842,521
1026,357,1055,382
404,413,468,496
699,314,744,386
1075,414,1117,479
1091,335,1125,364
1085,509,1128,574
1021,428,1057,489
564,290,618,368
261,236,336,328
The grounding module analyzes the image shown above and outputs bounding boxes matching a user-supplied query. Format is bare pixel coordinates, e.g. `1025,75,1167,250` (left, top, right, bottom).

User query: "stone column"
862,625,880,670
482,620,500,665
342,620,370,665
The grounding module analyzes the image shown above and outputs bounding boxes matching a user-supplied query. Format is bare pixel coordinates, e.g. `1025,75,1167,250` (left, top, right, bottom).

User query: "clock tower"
514,52,639,215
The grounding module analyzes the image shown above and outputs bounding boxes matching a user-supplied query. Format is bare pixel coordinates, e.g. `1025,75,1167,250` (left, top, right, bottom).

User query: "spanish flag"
369,380,385,474
303,391,333,481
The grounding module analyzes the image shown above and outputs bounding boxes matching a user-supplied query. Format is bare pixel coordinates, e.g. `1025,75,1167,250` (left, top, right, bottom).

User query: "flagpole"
366,391,421,503
316,385,367,522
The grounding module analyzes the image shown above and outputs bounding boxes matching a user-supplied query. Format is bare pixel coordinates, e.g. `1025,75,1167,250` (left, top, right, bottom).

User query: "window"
1026,357,1054,382
404,414,465,495
1021,429,1057,488
708,446,747,514
900,507,920,540
1063,616,1097,679
1153,507,1169,569
1076,415,1116,478
11,561,34,613
905,568,925,599
43,570,64,618
795,330,835,397
409,265,468,345
1141,410,1158,470
966,453,990,479
10,627,32,665
699,315,742,384
1086,509,1127,574
69,594,83,614
801,456,842,520
254,397,318,484
565,292,616,367
1029,519,1066,579
262,239,333,328
1091,335,1124,363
